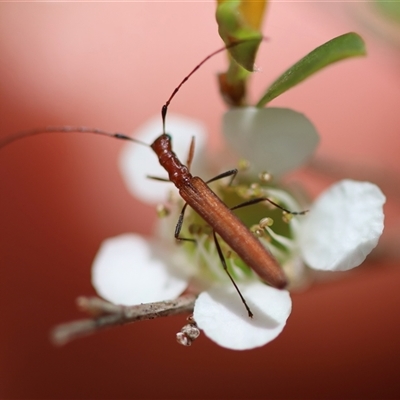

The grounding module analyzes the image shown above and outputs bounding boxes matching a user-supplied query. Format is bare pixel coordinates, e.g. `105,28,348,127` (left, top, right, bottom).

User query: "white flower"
299,179,385,271
119,114,207,204
223,107,386,273
194,282,291,350
92,234,190,304
91,108,385,350
222,107,320,177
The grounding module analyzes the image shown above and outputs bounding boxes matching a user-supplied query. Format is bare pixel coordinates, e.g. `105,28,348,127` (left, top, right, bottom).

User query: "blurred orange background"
1,2,399,398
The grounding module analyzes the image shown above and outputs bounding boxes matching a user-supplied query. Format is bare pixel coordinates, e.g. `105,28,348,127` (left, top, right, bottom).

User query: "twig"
51,294,197,346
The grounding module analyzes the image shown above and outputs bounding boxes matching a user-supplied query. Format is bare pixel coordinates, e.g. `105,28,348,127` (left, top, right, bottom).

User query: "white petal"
119,114,207,204
92,233,189,305
299,180,386,271
223,107,319,176
194,282,291,350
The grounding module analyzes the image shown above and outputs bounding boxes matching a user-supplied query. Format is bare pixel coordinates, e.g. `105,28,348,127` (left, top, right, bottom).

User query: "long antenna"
0,39,260,150
0,126,148,150
161,39,259,134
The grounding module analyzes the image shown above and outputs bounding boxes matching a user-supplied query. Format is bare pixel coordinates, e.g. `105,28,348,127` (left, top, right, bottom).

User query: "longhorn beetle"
0,40,306,317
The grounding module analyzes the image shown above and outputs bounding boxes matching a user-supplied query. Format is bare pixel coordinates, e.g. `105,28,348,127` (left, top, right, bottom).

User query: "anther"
259,217,274,228
238,159,250,171
254,226,265,237
282,212,293,223
259,171,272,183
156,204,170,218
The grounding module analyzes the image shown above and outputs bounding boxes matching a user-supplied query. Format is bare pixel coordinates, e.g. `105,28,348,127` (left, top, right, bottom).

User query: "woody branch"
51,294,197,346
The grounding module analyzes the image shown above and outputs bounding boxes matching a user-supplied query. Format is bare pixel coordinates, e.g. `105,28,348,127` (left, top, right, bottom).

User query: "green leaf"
216,1,262,71
256,32,366,107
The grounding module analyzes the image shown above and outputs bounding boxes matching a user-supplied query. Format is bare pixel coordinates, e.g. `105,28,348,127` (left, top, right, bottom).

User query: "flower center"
156,162,306,285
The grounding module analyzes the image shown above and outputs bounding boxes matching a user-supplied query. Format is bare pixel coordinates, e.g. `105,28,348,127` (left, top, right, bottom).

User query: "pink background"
1,2,399,398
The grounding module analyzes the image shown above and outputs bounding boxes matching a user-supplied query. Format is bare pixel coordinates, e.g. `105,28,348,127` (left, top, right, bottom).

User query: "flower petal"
92,233,189,305
223,107,319,176
299,180,386,271
194,282,291,350
119,114,207,204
